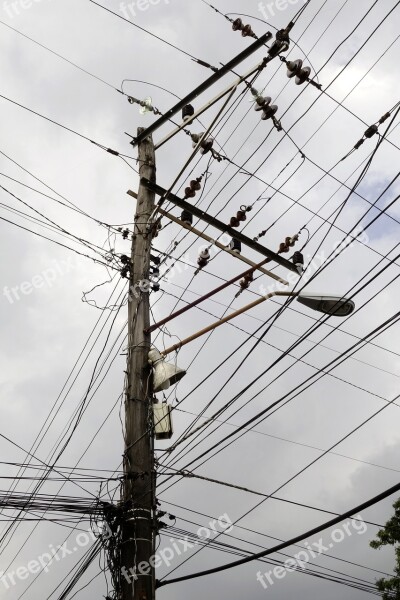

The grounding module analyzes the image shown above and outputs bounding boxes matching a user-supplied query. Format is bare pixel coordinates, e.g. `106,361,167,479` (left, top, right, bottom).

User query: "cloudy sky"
0,0,399,598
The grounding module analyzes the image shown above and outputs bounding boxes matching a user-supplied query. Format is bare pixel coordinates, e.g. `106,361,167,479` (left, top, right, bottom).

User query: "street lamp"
153,290,355,358
148,291,355,390
148,349,186,393
297,293,355,317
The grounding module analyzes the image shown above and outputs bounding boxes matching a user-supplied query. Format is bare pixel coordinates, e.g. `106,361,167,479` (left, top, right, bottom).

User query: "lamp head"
297,293,355,317
148,349,186,393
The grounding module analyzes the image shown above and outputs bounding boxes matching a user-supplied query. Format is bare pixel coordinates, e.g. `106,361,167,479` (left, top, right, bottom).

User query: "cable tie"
285,20,295,33
193,58,218,73
379,111,391,124
364,124,378,139
272,116,283,131
128,397,148,404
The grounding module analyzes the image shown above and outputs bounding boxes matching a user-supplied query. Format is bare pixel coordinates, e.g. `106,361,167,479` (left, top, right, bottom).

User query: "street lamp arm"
161,291,294,356
159,290,355,356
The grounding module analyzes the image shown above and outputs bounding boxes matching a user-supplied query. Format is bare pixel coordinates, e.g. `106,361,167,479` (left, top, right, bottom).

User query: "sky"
0,0,400,599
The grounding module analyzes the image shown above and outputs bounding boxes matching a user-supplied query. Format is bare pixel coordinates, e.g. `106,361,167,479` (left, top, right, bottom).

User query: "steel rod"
146,257,274,334
161,291,295,355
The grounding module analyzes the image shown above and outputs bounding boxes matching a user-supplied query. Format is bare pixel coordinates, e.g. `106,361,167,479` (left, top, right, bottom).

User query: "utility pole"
117,27,299,599
121,128,156,600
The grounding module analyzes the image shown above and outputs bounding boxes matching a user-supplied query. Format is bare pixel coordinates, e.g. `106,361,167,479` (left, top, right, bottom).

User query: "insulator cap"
199,248,210,261
268,32,290,58
152,282,161,292
286,59,303,78
236,210,247,222
242,24,253,37
185,187,196,198
261,104,278,120
182,104,195,121
190,179,201,191
191,132,202,144
229,239,242,254
295,66,311,85
292,251,304,274
232,18,243,31
240,272,254,289
200,137,214,154
230,216,240,228
198,248,210,269
254,96,271,111
292,251,304,263
181,210,193,225
279,242,286,253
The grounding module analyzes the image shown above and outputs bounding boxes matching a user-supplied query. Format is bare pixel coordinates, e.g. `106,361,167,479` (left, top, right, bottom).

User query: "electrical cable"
157,481,400,586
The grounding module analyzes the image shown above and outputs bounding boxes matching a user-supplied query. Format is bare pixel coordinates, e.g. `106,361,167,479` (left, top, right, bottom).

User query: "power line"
89,0,201,62
157,465,385,527
0,91,135,159
0,214,117,269
0,18,122,92
157,317,400,580
165,286,400,473
0,171,116,229
160,239,400,467
0,306,128,564
158,480,400,586
0,184,111,258
174,407,400,474
0,148,117,228
160,498,394,578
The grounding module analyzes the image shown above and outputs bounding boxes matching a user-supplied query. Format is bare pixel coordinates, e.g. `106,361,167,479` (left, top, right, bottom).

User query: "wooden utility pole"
121,128,156,600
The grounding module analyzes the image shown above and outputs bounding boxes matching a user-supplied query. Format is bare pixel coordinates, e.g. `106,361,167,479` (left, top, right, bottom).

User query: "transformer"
153,403,174,440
